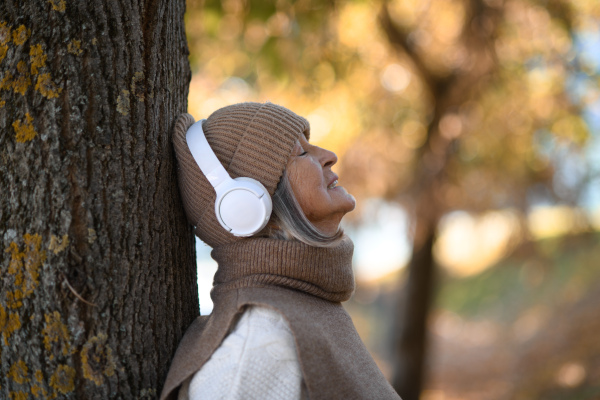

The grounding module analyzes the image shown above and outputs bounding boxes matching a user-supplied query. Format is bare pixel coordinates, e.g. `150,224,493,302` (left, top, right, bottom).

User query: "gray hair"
261,170,344,247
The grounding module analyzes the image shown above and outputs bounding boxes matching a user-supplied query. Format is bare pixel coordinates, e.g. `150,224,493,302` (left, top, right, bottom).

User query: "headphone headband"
186,120,231,189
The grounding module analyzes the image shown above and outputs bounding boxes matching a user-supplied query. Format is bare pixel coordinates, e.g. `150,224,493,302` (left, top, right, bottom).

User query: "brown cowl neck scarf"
160,236,401,400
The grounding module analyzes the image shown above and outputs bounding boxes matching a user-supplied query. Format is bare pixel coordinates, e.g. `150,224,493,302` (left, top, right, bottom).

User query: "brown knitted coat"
160,236,401,400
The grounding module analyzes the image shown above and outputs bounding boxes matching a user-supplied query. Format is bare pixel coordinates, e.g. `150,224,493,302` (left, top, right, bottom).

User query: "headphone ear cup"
215,177,273,237
234,177,270,196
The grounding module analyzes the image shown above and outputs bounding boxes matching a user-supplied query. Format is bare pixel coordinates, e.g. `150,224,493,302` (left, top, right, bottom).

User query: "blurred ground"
345,232,600,400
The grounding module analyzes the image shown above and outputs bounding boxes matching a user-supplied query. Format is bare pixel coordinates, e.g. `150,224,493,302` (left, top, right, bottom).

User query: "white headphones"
186,119,273,237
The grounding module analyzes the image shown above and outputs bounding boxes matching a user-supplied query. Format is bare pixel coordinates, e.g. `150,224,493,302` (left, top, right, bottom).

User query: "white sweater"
179,306,307,400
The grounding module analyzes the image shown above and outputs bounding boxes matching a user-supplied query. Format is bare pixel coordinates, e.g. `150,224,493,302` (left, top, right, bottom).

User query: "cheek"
287,164,327,213
287,165,303,196
289,170,312,206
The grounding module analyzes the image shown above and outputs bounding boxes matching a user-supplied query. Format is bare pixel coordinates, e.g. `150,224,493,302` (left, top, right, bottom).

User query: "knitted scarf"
210,235,355,303
160,236,401,400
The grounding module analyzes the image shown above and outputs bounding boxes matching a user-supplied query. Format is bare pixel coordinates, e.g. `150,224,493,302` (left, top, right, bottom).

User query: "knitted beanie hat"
172,102,310,248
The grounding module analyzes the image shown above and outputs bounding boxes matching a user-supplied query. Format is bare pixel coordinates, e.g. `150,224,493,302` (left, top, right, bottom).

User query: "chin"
335,187,356,213
344,196,356,214
347,194,357,212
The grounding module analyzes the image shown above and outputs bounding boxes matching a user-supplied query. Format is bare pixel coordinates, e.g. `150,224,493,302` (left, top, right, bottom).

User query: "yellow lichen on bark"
8,391,27,400
30,43,47,74
49,364,75,394
116,89,130,115
6,242,24,275
0,44,8,63
31,370,49,399
1,71,13,91
12,60,31,95
31,384,48,399
5,233,46,297
5,241,26,308
0,305,21,345
42,311,72,359
48,0,66,12
6,289,23,309
35,370,43,383
35,72,61,99
49,234,69,254
81,333,116,385
131,71,146,101
22,233,46,295
67,40,82,55
7,359,29,384
13,113,37,143
0,22,11,45
12,25,29,46
88,228,97,243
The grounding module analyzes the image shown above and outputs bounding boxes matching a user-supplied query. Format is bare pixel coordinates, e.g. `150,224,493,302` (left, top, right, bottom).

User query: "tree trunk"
0,1,198,399
392,216,438,400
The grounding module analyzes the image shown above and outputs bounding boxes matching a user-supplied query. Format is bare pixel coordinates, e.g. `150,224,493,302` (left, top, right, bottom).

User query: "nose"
320,147,337,169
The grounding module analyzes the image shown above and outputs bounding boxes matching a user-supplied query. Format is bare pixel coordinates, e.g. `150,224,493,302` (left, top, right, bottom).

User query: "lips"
327,175,339,189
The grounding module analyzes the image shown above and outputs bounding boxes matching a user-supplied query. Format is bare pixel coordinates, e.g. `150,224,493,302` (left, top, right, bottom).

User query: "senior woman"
160,102,400,400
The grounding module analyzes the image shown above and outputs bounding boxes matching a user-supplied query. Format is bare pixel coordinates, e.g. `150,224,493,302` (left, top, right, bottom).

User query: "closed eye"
299,151,308,156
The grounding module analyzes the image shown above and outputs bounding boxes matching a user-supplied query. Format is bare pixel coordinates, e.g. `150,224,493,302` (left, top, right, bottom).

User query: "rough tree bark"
0,1,198,399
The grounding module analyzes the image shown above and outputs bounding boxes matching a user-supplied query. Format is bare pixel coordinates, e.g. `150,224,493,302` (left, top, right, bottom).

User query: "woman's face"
286,134,356,235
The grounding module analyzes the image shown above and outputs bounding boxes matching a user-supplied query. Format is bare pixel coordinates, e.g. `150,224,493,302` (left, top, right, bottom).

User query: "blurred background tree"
184,0,600,398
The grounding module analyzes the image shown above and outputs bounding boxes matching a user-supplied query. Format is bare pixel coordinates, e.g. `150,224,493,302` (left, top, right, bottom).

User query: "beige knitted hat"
172,102,310,248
